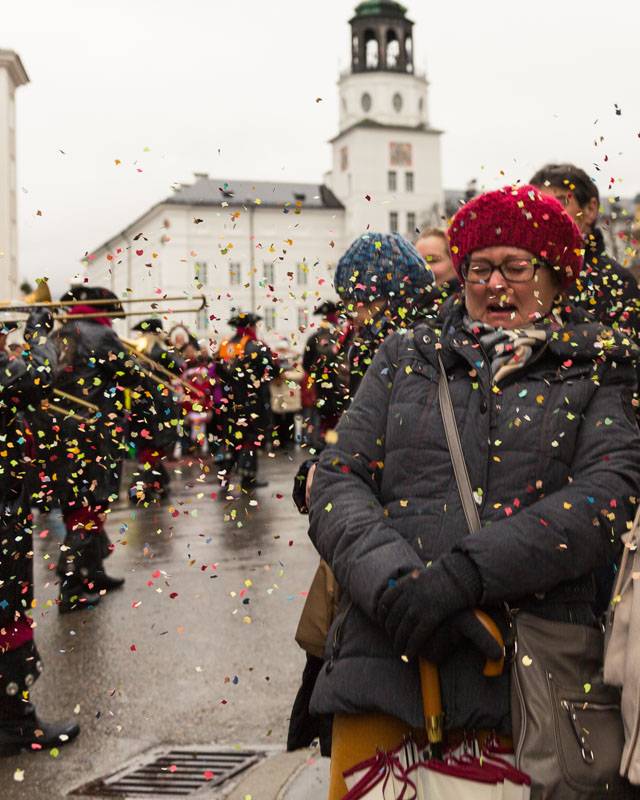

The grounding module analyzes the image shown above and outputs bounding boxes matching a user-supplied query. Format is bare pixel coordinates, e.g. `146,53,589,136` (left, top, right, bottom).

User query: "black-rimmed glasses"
462,257,543,284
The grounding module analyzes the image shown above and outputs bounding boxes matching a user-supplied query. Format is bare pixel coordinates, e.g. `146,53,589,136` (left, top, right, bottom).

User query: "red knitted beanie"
448,184,584,287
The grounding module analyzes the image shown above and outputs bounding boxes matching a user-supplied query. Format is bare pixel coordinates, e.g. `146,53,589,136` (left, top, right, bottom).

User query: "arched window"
364,29,379,69
405,36,413,72
386,29,400,69
352,35,359,68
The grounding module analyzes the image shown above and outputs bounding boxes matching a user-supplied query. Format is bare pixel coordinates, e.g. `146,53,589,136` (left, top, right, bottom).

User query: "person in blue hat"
288,232,434,754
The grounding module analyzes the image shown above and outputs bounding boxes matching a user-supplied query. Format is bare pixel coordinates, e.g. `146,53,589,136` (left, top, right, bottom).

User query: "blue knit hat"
334,232,433,310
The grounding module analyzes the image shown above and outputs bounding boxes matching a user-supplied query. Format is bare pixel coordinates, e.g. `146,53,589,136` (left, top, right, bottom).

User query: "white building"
87,1,443,350
0,50,29,300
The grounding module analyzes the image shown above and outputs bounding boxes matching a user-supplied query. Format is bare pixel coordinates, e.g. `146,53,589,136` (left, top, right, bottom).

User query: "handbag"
437,355,627,799
604,506,640,785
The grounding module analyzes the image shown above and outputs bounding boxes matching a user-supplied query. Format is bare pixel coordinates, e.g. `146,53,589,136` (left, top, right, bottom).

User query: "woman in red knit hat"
308,185,640,798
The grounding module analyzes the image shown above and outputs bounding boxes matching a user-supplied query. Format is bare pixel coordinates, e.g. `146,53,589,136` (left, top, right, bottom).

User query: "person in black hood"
530,162,640,338
0,307,81,752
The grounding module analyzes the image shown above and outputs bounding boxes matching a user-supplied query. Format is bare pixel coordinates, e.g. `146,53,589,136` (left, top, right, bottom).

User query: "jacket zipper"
326,600,354,672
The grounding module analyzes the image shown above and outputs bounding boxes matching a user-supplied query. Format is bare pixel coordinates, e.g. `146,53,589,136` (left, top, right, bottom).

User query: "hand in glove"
420,609,504,665
378,552,482,659
24,307,54,343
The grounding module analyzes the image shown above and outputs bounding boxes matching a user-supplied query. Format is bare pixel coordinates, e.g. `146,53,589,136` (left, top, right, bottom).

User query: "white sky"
6,0,640,296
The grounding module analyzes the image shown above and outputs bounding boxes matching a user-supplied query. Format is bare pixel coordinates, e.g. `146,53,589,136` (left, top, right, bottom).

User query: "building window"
263,261,275,284
264,307,276,330
340,146,348,172
407,212,416,234
298,307,309,329
229,262,241,286
405,172,414,192
197,304,209,332
389,212,399,233
296,262,308,286
194,262,208,286
388,171,397,192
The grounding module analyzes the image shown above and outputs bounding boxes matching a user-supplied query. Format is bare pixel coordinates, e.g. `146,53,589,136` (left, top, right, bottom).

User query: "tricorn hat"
313,300,341,317
132,317,164,334
59,285,125,318
227,310,262,327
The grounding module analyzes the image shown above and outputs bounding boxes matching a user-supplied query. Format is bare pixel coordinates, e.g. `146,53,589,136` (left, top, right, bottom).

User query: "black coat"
50,319,156,507
572,226,640,338
308,300,640,731
0,337,56,523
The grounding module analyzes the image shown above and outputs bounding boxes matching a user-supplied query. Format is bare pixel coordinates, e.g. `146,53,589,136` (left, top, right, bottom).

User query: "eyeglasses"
462,257,543,284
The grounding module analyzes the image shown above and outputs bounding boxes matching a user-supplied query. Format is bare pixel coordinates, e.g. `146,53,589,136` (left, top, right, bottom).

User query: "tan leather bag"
295,559,341,659
605,507,640,785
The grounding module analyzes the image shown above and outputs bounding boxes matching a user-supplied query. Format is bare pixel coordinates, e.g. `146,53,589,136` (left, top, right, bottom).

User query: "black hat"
132,318,163,334
313,300,340,316
227,310,262,327
60,285,124,318
179,335,200,351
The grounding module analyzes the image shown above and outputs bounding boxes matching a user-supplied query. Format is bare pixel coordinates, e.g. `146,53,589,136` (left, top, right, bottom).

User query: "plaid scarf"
463,316,548,384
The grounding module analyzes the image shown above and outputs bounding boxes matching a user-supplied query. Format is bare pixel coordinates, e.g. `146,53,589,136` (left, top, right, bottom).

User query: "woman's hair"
416,227,448,245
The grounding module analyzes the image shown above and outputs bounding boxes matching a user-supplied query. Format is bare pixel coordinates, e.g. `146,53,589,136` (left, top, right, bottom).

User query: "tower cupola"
350,1,414,74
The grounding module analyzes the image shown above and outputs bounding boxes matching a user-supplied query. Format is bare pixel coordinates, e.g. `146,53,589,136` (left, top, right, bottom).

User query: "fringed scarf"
463,316,549,384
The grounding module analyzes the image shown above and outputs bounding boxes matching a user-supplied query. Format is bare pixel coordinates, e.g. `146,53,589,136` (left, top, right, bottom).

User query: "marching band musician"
127,317,183,504
50,287,157,613
0,307,80,752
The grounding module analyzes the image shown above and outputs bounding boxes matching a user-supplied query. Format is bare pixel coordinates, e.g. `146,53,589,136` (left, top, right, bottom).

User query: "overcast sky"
6,0,640,296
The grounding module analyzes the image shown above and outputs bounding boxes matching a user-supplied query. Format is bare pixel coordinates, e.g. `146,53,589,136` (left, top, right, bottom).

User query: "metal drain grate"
70,746,264,797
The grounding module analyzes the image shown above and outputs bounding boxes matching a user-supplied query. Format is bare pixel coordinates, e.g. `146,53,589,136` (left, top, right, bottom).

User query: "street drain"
69,746,264,797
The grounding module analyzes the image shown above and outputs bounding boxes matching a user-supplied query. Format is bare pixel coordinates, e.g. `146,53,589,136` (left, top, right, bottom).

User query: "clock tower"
326,2,443,242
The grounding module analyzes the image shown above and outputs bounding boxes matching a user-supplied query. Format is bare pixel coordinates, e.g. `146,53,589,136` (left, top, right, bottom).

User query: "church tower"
326,2,443,242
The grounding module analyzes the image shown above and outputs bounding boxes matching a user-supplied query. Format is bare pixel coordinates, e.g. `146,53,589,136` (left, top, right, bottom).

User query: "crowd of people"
2,162,640,797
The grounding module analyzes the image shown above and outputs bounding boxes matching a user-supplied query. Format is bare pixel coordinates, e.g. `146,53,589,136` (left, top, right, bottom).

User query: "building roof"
330,118,442,144
166,175,344,210
0,49,29,86
354,1,408,18
87,175,343,258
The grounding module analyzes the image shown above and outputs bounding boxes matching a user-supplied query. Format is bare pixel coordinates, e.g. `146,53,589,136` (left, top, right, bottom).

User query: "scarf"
463,316,548,384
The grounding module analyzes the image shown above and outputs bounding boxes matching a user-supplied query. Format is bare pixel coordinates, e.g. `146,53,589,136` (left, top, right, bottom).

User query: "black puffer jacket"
0,331,56,523
308,300,640,732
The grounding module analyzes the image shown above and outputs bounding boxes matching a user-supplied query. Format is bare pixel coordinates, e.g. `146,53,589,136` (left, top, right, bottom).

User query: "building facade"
87,1,443,349
0,50,29,300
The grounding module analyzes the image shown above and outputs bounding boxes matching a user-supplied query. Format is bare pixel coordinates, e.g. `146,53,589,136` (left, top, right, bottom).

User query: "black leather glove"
420,609,503,665
24,307,53,343
378,552,482,659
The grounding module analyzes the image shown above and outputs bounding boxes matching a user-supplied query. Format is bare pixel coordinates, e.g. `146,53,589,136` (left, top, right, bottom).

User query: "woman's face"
464,245,560,329
416,235,456,287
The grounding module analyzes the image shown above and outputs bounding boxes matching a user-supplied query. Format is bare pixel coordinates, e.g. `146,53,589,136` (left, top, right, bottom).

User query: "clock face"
361,92,372,112
393,92,403,112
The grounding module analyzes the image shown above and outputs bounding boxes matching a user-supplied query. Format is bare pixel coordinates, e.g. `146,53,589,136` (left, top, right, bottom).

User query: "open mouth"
487,302,517,315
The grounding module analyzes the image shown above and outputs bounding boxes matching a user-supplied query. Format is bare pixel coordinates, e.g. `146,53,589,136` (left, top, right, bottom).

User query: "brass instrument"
1,281,207,321
121,337,207,398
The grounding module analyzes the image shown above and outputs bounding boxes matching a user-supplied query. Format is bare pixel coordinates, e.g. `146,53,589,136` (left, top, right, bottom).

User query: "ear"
582,196,599,230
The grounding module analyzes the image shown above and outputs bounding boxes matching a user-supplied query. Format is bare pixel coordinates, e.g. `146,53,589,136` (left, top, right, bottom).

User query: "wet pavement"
0,450,326,799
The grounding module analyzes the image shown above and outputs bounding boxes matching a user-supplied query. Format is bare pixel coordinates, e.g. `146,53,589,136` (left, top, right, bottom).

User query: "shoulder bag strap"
437,355,482,535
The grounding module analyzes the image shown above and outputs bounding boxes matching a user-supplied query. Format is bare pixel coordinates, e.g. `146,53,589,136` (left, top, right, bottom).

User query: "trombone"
1,281,207,321
121,337,207,398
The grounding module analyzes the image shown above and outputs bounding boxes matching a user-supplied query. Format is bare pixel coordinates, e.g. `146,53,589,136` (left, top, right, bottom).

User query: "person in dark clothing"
309,186,640,799
530,162,640,337
0,307,80,753
414,227,462,314
127,318,183,504
288,233,435,756
301,301,346,449
51,287,156,613
216,311,276,493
